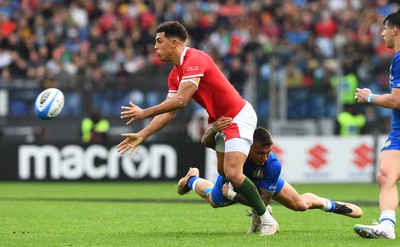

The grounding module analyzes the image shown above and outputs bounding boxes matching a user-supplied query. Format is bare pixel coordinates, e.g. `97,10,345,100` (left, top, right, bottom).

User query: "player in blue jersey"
178,118,363,235
353,8,400,240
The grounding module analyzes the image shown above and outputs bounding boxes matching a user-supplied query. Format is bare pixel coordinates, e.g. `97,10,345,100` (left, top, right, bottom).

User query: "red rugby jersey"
168,48,246,123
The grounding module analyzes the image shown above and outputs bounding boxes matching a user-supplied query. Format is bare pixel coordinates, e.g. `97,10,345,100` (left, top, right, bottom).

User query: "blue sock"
328,200,336,212
188,176,199,190
321,199,335,212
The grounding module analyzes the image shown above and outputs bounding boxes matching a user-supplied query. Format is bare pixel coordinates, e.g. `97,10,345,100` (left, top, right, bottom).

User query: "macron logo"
186,66,199,72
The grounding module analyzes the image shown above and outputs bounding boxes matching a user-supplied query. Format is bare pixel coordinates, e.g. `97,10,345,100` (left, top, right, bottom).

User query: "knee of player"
294,205,308,212
291,201,308,212
224,171,242,185
376,172,393,187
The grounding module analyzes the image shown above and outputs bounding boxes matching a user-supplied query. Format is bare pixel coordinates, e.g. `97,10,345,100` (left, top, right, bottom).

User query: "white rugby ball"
34,88,65,120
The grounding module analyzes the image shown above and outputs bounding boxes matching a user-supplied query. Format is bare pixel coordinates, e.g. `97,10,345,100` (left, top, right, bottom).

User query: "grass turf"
0,182,398,246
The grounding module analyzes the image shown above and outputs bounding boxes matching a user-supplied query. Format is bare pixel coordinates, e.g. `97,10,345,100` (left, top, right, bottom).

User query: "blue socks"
188,176,199,190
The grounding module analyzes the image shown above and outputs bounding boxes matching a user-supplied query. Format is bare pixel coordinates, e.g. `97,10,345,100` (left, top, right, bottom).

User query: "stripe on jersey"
223,123,241,141
181,79,199,88
167,90,178,98
182,74,204,79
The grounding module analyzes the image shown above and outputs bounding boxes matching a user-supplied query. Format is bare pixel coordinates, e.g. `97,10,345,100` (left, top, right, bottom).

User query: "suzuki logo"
353,144,372,169
308,144,328,170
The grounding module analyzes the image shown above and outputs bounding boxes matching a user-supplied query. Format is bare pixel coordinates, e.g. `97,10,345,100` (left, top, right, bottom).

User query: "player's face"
382,23,396,49
154,32,174,62
248,143,272,165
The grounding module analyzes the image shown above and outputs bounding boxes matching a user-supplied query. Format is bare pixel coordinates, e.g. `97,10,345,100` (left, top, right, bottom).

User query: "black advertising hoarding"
0,142,207,181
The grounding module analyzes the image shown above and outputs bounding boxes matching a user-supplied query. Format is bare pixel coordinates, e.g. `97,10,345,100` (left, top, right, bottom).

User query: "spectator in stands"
1,51,27,80
284,60,304,88
335,104,366,136
81,109,110,143
26,50,46,81
187,108,209,142
330,64,359,106
228,57,248,96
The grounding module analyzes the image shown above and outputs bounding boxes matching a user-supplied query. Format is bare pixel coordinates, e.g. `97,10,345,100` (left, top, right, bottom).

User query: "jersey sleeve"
259,154,282,192
167,68,179,98
180,54,206,88
392,53,400,88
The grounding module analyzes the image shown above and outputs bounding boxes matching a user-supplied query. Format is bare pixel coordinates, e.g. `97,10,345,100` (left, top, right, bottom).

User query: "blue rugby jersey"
242,152,282,193
390,51,400,130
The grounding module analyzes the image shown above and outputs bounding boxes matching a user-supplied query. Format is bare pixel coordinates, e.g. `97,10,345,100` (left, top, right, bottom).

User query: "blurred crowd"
0,0,399,128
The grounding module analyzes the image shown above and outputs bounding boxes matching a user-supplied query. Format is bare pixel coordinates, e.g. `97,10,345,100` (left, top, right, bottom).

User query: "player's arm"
356,57,400,109
117,111,177,155
201,116,233,149
355,87,400,110
258,187,274,207
138,111,177,139
201,125,218,149
232,189,274,207
144,80,199,116
222,182,274,207
121,78,199,125
222,182,252,206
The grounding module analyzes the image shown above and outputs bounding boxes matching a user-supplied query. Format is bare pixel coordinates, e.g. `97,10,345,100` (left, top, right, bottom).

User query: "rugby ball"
34,88,65,120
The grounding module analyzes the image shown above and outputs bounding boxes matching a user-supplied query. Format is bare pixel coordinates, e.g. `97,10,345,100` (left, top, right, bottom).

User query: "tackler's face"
248,143,272,166
382,23,396,49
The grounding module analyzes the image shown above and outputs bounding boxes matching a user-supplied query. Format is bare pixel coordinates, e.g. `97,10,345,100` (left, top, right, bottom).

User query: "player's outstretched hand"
121,101,145,125
117,133,144,155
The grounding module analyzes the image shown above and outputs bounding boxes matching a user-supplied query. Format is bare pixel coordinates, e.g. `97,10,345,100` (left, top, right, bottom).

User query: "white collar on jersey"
179,47,189,66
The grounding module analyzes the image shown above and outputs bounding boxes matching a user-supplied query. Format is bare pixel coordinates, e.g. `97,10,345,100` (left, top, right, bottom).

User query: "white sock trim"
321,198,333,211
380,210,396,226
191,178,204,195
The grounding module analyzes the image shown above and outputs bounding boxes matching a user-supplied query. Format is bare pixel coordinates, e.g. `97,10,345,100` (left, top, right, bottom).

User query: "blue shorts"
210,176,286,207
211,176,237,207
381,130,400,152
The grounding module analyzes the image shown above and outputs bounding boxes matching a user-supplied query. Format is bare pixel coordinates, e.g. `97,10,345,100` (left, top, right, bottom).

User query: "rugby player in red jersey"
117,21,276,236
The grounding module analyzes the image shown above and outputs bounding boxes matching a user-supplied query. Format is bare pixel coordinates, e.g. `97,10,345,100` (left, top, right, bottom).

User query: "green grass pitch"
0,182,398,246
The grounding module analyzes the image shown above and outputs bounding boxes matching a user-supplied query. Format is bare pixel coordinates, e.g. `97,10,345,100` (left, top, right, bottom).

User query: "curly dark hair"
156,21,188,42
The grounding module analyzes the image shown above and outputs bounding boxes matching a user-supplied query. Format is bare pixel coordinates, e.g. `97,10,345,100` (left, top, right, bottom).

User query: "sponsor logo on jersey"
384,140,391,148
186,66,199,72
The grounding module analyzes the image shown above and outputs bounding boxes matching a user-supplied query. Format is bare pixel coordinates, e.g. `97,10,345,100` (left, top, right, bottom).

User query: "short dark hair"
156,21,188,42
253,127,273,146
383,8,400,28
